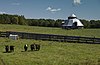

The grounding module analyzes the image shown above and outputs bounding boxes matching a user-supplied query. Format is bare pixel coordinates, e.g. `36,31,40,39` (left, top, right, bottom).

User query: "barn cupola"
68,14,77,19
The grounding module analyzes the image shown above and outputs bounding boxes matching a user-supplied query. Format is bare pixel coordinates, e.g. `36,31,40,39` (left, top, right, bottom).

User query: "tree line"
0,14,100,28
26,19,63,27
0,14,26,25
80,19,100,28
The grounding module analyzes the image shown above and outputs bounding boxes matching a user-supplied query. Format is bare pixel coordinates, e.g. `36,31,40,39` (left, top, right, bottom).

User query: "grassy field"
0,24,100,37
0,38,100,65
0,24,100,65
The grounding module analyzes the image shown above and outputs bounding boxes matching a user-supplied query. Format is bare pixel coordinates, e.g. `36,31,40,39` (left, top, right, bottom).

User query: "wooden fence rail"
0,31,100,44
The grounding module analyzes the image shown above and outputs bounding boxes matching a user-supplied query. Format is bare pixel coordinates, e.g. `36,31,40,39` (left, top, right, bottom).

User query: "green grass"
0,24,100,65
0,24,100,37
0,38,100,65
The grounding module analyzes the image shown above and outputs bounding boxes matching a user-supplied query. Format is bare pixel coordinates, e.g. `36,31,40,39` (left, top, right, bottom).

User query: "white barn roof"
62,14,84,27
67,19,84,26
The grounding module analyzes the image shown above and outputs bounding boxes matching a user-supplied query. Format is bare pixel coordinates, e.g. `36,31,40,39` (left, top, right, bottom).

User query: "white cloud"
50,8,61,12
12,3,20,6
46,7,61,12
46,7,52,10
73,0,81,5
0,11,14,15
0,11,6,14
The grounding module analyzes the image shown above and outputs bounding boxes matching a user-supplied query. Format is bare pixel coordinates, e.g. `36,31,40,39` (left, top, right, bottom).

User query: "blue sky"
0,0,100,20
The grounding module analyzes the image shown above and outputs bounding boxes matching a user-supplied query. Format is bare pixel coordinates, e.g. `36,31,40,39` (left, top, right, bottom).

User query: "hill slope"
0,24,100,65
0,24,100,37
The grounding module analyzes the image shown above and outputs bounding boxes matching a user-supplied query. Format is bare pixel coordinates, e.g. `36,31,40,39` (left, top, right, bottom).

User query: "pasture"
0,24,100,37
0,38,100,65
0,24,100,65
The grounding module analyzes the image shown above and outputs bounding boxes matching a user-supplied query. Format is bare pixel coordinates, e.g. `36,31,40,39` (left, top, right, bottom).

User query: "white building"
62,14,84,29
9,34,19,40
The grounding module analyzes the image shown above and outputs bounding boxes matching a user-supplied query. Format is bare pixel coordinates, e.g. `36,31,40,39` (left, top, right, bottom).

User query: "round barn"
62,14,84,29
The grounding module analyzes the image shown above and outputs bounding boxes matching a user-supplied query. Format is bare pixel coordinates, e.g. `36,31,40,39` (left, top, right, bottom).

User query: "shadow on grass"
21,50,39,52
3,51,14,53
3,50,39,53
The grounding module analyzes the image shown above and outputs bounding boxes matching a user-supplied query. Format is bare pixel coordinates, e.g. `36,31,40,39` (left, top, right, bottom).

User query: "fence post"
93,36,95,44
78,36,80,43
0,31,1,37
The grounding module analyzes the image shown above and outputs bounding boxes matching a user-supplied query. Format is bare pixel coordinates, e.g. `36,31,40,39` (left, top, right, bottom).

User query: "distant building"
62,14,84,29
9,34,19,40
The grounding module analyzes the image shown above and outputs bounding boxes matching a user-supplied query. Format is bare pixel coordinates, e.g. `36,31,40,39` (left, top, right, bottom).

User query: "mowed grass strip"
0,24,100,37
0,38,100,65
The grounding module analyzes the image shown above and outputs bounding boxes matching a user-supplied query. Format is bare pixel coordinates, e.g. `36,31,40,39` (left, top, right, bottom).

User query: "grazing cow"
30,44,40,51
5,45,9,52
24,44,28,51
35,44,40,51
30,44,35,51
10,46,15,52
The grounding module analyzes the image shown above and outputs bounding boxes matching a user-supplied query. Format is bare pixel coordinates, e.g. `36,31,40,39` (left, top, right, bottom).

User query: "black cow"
10,46,15,52
30,44,35,51
35,44,40,51
30,44,40,51
24,44,28,51
5,45,9,52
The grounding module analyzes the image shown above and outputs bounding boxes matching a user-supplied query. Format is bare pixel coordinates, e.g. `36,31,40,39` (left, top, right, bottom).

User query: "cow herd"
24,44,40,51
5,45,15,52
5,44,40,53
